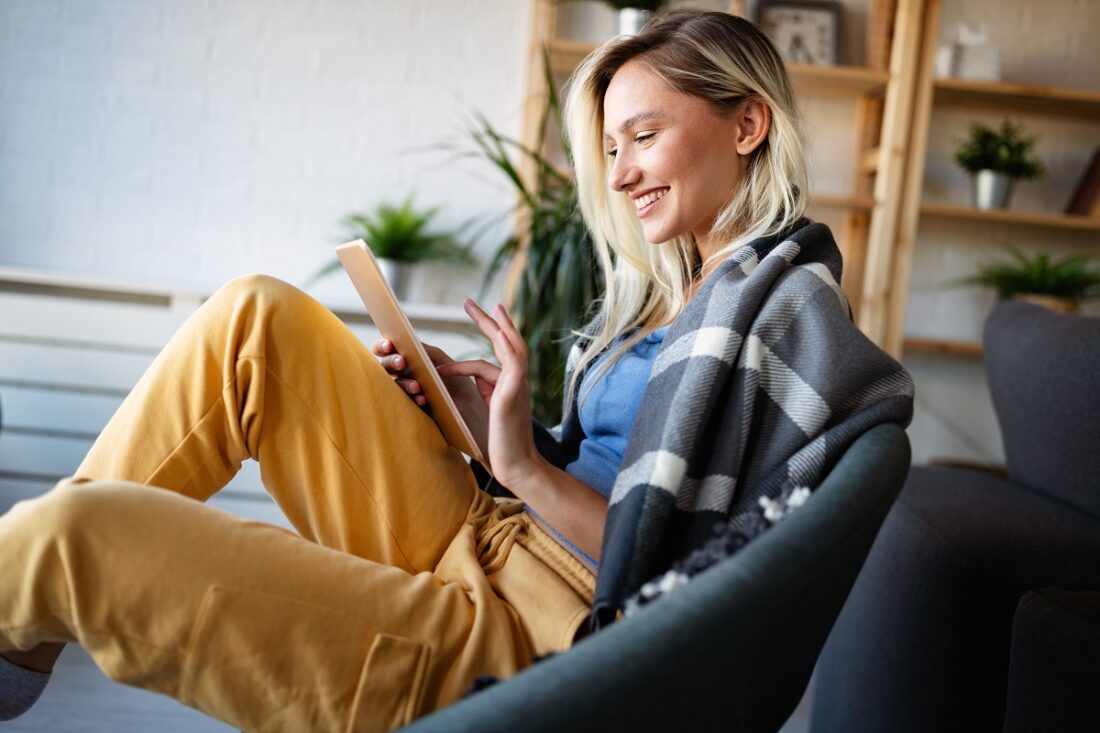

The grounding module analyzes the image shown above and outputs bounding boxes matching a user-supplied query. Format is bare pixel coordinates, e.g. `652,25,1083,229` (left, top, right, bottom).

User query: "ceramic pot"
618,8,651,35
376,258,413,301
1013,293,1078,315
972,169,1015,210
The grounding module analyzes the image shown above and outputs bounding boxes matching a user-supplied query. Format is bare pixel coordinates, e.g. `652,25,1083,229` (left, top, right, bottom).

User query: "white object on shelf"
936,21,1001,82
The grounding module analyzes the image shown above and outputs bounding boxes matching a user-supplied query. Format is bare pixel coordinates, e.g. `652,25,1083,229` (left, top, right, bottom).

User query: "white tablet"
335,240,486,464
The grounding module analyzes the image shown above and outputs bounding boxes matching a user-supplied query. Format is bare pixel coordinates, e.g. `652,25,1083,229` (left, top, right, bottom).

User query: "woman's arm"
507,460,608,561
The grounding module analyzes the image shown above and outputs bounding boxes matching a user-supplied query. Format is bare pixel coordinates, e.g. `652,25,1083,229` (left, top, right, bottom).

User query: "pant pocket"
179,585,431,733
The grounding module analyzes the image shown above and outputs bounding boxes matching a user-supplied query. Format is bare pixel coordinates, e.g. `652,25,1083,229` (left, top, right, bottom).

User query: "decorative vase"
376,258,413,301
618,8,651,36
972,169,1014,210
1013,293,1079,315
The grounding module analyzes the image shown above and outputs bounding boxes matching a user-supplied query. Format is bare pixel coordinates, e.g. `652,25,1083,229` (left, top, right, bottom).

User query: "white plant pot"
971,169,1015,210
618,8,651,36
376,258,414,301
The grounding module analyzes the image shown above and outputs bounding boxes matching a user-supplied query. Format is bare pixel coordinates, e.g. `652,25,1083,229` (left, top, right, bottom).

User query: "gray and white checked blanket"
554,217,915,632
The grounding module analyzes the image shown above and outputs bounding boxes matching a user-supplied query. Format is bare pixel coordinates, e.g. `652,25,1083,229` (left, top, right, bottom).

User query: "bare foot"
1,642,65,674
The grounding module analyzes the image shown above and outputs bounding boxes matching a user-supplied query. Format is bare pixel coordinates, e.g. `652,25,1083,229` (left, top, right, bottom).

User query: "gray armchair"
402,422,911,733
812,301,1100,732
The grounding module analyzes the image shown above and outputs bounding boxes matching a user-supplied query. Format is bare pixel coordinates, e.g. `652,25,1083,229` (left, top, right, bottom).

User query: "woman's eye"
636,132,657,144
606,149,617,158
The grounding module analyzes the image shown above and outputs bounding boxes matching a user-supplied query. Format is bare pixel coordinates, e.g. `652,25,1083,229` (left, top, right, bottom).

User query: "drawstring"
474,514,527,574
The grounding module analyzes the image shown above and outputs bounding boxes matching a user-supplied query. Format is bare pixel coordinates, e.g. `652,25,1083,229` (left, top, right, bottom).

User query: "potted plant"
953,247,1100,315
307,194,476,301
580,0,665,35
953,120,1045,210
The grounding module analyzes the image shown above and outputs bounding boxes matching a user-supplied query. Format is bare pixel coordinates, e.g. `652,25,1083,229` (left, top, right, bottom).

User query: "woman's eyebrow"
604,111,664,140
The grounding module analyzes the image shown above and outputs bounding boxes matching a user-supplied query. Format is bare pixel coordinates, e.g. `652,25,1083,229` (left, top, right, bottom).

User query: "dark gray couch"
812,301,1100,732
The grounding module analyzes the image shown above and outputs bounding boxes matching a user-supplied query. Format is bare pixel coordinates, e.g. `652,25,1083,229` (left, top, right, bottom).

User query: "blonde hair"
562,10,809,410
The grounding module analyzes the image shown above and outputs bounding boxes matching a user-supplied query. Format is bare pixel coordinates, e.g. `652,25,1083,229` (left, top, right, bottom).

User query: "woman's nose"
608,150,640,192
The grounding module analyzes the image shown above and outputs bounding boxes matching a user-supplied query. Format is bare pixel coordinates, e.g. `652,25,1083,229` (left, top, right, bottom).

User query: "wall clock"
756,0,844,67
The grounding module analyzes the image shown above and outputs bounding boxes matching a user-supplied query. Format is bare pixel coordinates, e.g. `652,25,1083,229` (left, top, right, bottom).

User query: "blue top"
525,326,669,568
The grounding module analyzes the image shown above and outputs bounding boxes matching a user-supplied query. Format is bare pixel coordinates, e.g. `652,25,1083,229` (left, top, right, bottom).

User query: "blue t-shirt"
524,326,669,567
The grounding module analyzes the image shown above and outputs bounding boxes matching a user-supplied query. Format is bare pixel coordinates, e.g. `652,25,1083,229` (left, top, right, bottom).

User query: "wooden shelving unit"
867,0,1100,357
519,0,923,330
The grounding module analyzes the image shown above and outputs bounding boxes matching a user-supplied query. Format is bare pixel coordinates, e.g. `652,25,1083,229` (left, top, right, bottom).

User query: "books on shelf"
1064,146,1100,218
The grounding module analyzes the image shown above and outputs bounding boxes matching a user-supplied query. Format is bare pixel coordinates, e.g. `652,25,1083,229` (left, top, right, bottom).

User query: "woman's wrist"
496,453,553,500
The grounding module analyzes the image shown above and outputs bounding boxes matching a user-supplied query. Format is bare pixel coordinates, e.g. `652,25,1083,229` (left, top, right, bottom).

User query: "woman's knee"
27,480,163,540
211,273,303,309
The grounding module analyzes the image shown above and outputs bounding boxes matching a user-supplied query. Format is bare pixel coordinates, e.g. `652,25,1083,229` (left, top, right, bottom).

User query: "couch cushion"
983,300,1100,519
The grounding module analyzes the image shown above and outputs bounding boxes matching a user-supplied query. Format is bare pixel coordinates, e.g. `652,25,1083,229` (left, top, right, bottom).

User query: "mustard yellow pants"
0,275,595,732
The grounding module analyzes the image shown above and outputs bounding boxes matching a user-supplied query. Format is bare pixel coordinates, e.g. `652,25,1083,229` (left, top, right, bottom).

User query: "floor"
4,645,233,732
5,644,815,732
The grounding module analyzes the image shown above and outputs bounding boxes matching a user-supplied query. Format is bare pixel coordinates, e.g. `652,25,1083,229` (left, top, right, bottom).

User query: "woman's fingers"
493,304,527,360
465,299,528,368
436,359,501,384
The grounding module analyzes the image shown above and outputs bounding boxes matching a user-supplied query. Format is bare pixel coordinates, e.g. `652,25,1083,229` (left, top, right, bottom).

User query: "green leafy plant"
443,55,603,425
954,120,1045,179
951,247,1100,300
341,194,475,264
306,194,476,287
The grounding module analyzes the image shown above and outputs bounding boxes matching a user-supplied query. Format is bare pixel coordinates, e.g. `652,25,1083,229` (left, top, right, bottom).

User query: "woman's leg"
75,273,478,571
12,275,481,674
0,479,531,732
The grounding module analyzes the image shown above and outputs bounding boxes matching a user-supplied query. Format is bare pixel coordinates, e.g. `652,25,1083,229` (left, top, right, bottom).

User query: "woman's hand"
435,299,545,489
370,337,491,467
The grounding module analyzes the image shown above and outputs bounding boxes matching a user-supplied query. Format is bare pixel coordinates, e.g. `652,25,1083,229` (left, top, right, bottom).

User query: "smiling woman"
562,10,809,399
0,9,912,732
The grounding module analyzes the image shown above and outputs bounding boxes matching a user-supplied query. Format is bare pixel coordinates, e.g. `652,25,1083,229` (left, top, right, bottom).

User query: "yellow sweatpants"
0,275,595,732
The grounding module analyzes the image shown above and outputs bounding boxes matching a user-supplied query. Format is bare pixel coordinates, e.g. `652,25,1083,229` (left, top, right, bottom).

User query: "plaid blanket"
556,217,915,631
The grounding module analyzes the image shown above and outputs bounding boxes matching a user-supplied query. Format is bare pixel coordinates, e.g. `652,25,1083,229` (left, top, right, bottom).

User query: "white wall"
0,0,532,303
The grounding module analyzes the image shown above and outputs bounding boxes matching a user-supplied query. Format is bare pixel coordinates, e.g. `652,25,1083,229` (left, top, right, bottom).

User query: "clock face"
760,6,839,66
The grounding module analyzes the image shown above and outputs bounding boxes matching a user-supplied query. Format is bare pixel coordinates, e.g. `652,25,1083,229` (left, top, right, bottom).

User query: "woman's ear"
734,98,771,156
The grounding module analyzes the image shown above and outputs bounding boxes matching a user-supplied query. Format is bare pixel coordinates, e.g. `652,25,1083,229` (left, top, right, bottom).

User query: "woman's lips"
636,188,668,218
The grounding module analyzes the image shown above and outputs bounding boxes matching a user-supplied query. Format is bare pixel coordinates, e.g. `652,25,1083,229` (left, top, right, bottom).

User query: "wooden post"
883,0,943,356
856,0,927,354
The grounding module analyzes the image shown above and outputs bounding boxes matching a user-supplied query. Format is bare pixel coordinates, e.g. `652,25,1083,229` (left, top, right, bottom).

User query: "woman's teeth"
635,188,669,210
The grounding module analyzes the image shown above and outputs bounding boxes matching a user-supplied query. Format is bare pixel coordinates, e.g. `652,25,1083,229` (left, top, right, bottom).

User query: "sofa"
811,300,1100,732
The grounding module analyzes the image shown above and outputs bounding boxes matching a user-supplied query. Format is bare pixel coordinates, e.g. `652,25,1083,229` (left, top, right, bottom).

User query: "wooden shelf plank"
933,77,1100,119
810,193,877,211
903,337,983,357
547,39,890,94
919,202,1100,231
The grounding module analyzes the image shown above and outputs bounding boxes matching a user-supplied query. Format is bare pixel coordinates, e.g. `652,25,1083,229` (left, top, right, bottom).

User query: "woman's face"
603,59,762,256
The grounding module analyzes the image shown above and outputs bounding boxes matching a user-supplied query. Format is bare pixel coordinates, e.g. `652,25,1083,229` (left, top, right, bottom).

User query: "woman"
0,10,911,731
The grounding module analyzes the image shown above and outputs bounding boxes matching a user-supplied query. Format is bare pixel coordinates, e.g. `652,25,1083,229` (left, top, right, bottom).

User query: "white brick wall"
0,0,532,303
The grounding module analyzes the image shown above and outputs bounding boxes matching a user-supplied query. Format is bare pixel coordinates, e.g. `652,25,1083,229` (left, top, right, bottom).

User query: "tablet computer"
335,239,486,464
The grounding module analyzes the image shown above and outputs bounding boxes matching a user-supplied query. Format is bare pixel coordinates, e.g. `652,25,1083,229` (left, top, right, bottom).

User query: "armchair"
402,422,911,733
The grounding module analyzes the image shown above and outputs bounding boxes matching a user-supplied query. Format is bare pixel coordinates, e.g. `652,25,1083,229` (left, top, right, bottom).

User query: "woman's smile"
633,187,670,217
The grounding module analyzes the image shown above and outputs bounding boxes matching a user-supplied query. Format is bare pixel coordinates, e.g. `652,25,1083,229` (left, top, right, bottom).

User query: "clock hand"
789,33,814,64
